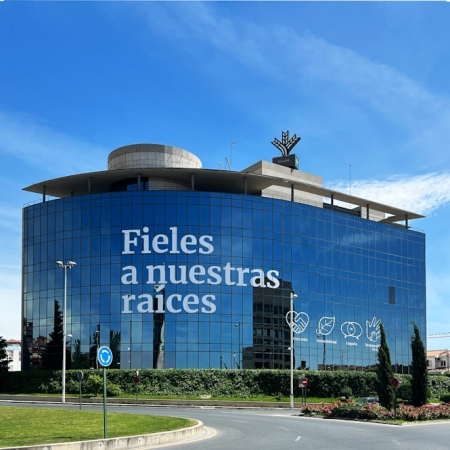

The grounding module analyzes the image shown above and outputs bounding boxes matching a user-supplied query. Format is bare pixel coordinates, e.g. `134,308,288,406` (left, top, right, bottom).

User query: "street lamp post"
56,260,76,403
290,291,297,409
235,321,242,369
128,347,131,369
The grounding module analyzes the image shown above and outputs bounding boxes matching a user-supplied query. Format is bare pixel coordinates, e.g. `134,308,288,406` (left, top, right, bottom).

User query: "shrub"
106,383,122,396
87,374,103,396
329,405,360,418
340,386,352,399
1,369,448,401
301,401,450,422
440,393,450,403
397,382,412,402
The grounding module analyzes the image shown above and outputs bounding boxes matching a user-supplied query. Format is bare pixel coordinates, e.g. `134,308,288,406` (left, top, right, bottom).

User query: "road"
2,401,450,450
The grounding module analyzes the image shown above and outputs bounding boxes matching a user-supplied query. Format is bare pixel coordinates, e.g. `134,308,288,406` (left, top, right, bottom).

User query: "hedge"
1,369,449,399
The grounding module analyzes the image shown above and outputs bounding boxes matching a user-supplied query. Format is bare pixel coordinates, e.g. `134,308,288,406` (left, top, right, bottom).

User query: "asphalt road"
2,401,450,450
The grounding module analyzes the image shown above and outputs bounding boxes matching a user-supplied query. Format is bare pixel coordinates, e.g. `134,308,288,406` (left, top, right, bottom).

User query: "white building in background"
427,349,450,374
6,339,21,372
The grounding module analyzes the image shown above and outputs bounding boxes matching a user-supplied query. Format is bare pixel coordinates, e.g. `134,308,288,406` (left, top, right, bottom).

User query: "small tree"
375,323,394,409
411,322,428,407
0,336,9,373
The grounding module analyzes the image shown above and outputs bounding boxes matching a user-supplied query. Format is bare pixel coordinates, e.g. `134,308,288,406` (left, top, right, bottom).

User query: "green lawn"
0,406,196,448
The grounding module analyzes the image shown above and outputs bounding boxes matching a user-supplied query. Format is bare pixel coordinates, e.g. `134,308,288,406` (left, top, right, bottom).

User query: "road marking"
392,440,401,446
231,419,248,423
278,427,290,430
295,436,302,441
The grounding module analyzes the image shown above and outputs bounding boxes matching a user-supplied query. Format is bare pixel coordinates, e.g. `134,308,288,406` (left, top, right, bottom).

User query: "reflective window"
22,191,425,372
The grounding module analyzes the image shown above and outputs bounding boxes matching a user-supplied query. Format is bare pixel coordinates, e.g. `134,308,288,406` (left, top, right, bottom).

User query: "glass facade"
22,190,426,372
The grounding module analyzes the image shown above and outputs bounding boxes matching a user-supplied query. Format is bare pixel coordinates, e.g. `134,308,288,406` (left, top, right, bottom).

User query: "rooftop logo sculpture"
271,130,301,156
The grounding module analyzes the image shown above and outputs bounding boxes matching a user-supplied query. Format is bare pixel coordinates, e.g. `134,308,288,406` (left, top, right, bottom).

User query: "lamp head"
56,261,63,267
67,261,76,268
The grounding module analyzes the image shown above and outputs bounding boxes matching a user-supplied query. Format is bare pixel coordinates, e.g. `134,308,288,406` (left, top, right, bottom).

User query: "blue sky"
1,2,450,350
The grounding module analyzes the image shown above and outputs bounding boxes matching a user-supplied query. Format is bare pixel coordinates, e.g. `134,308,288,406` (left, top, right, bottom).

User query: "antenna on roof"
218,162,223,170
225,157,231,171
230,141,237,170
349,164,352,196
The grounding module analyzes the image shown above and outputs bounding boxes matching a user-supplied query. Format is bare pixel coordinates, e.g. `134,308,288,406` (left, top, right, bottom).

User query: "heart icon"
286,311,310,334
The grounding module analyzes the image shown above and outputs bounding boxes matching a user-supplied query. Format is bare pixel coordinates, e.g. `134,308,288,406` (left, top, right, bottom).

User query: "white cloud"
327,172,450,216
0,110,108,178
0,110,110,340
0,204,22,233
136,3,450,161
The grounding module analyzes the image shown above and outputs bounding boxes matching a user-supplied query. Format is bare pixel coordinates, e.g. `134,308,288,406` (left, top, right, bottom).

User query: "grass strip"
0,406,195,448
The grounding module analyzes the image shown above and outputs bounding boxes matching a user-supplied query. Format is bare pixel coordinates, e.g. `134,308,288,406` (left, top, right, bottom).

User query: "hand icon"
366,317,381,342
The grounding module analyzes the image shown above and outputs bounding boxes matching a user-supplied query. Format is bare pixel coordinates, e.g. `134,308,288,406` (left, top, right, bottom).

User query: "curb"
0,395,304,409
1,421,204,450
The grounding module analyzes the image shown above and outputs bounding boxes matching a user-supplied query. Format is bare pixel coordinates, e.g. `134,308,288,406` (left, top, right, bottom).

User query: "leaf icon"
316,316,335,336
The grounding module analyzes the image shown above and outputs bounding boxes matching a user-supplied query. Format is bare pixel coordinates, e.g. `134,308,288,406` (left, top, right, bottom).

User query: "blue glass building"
22,143,426,372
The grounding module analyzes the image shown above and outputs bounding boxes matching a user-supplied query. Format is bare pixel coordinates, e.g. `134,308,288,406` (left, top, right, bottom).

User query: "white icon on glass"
286,311,310,334
341,321,363,340
316,316,335,335
366,317,381,342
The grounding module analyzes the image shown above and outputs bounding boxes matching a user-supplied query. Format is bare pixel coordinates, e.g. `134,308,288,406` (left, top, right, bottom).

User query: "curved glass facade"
22,190,425,372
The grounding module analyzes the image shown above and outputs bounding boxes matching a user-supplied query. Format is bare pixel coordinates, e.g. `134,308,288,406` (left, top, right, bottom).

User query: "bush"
440,393,450,403
106,383,122,397
300,401,450,422
329,405,360,418
1,369,449,401
340,386,352,399
397,382,412,402
87,374,103,396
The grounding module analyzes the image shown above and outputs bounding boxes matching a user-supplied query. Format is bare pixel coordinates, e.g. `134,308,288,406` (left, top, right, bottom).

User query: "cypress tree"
411,322,428,407
375,322,394,409
0,336,9,373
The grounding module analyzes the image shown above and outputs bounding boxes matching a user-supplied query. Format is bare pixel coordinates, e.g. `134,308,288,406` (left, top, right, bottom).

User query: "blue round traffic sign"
97,346,113,367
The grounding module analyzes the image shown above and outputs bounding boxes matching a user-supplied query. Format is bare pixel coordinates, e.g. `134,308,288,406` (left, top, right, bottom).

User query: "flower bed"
300,401,450,421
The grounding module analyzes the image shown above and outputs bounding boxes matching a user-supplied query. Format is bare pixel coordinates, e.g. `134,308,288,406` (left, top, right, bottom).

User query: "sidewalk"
0,394,303,409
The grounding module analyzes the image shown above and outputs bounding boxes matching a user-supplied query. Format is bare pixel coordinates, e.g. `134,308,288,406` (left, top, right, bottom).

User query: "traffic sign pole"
97,346,113,439
134,372,141,405
302,378,308,406
390,377,400,423
103,367,107,438
76,371,84,411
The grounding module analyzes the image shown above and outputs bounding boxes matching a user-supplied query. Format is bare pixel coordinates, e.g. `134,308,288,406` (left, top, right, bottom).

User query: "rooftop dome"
107,143,202,170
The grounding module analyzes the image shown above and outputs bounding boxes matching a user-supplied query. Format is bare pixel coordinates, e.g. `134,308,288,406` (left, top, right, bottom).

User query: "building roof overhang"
23,167,424,223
